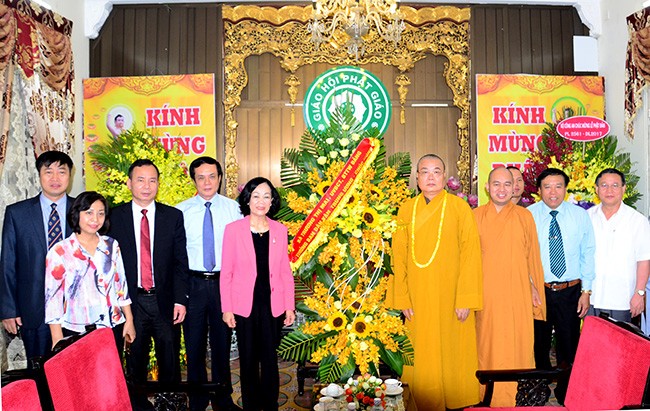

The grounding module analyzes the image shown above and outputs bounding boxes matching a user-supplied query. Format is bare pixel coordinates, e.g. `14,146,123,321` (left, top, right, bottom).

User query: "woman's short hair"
67,191,110,235
238,177,281,218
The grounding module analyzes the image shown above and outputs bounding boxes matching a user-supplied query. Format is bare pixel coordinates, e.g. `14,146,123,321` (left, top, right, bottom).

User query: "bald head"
488,167,513,184
417,154,446,172
486,167,514,210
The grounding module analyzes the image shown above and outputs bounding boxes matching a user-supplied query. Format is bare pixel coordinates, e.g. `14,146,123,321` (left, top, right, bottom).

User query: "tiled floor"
4,334,560,409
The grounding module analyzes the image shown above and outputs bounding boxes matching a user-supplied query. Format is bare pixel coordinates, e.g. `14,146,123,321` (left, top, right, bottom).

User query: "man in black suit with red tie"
109,159,189,411
0,151,74,362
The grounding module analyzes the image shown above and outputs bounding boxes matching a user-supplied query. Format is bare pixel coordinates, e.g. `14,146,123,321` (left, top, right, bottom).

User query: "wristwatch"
637,289,646,296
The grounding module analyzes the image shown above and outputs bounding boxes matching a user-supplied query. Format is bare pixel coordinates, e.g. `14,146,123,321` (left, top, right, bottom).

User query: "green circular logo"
304,66,391,134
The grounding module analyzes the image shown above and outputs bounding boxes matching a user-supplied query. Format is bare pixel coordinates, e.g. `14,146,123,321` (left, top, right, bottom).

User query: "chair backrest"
2,379,42,411
565,316,650,410
44,327,132,411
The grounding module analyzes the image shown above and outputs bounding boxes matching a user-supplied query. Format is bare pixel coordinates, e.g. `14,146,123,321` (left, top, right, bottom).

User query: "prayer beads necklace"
410,191,447,269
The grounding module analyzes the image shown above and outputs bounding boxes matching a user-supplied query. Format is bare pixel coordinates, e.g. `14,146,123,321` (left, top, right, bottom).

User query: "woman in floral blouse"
45,191,135,353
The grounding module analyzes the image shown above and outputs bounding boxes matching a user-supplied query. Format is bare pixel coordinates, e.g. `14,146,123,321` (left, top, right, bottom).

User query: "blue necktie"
47,203,63,250
549,210,566,279
203,202,216,271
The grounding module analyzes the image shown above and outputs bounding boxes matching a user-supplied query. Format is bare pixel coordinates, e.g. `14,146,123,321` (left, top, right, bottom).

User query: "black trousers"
129,294,177,410
21,322,51,362
235,303,284,411
184,276,234,411
534,283,581,404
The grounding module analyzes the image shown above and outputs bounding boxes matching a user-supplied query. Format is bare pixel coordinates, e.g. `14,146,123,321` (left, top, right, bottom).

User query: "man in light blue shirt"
528,168,595,404
176,157,242,411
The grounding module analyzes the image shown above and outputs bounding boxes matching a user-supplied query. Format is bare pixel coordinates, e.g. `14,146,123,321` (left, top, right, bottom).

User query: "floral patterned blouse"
45,234,131,332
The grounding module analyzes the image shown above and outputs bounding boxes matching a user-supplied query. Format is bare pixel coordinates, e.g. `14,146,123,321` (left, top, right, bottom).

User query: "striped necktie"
549,210,566,278
47,203,63,249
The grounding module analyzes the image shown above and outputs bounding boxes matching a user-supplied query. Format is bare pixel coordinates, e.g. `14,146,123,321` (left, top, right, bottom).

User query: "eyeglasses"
418,169,443,177
597,183,623,190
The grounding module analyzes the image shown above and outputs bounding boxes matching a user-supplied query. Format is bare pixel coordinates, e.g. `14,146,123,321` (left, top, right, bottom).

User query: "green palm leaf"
317,355,342,383
388,152,412,180
396,334,414,366
280,156,303,188
277,330,334,363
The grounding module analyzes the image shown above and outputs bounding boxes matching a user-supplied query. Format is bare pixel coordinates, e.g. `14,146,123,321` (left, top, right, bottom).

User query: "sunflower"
316,180,332,196
361,208,380,228
327,311,348,331
369,186,384,201
351,317,370,338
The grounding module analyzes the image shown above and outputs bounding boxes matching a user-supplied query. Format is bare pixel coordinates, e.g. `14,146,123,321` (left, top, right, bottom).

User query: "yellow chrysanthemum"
307,169,322,188
328,312,348,331
361,208,380,228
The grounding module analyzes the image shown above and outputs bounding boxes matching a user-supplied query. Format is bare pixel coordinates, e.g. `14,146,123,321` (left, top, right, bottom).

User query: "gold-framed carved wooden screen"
222,5,470,197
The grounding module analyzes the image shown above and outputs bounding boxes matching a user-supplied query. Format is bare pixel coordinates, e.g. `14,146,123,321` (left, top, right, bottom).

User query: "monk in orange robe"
473,167,546,406
387,154,483,411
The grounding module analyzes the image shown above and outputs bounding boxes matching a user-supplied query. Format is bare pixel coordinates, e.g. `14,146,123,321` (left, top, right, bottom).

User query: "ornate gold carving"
222,5,471,196
395,74,410,124
285,74,300,127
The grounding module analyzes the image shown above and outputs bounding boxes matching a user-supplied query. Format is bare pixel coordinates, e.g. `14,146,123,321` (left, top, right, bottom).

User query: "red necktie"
140,209,153,290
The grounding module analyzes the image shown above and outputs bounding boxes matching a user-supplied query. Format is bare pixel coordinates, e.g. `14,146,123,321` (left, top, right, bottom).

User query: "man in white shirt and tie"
528,168,595,404
176,156,242,411
109,159,189,411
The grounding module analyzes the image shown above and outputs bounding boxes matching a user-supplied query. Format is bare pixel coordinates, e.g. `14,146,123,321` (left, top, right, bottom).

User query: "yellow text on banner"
290,138,380,267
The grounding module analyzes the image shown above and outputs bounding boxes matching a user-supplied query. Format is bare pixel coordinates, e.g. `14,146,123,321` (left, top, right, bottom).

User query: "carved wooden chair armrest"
475,367,569,406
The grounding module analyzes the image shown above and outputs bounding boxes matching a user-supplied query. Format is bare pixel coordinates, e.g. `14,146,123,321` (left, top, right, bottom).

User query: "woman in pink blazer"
221,177,295,411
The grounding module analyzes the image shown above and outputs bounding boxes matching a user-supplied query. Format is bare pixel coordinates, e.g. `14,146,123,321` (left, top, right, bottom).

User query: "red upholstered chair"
472,316,650,410
43,327,132,411
2,379,42,411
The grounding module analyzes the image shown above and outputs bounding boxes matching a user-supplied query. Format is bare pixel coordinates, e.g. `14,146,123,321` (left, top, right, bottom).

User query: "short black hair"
536,168,569,188
189,156,222,181
68,191,110,235
595,168,626,186
238,177,281,218
128,159,159,179
36,151,73,173
114,114,124,121
506,166,522,173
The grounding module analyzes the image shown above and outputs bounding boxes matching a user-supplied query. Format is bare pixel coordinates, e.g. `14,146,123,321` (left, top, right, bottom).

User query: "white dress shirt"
176,193,242,272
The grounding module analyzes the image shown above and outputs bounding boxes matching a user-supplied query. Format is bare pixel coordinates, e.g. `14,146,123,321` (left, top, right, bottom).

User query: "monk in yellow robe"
387,154,483,411
473,167,546,406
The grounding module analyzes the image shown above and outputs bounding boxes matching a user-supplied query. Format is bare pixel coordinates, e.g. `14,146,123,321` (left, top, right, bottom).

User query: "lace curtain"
625,7,650,139
0,0,74,372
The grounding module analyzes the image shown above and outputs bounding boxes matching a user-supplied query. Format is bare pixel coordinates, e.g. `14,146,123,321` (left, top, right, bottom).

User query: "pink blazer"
220,216,295,318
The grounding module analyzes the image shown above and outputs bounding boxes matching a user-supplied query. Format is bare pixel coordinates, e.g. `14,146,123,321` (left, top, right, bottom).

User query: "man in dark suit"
108,159,189,411
0,151,74,362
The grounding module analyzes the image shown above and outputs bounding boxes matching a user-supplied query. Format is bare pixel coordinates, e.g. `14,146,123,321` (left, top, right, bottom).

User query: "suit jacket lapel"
241,216,256,268
30,196,47,251
64,195,74,237
268,221,279,271
120,203,137,251
152,202,163,265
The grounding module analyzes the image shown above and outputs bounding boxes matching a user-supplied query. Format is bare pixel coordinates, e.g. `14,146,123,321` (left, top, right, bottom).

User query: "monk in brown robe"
388,154,483,411
473,167,546,406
